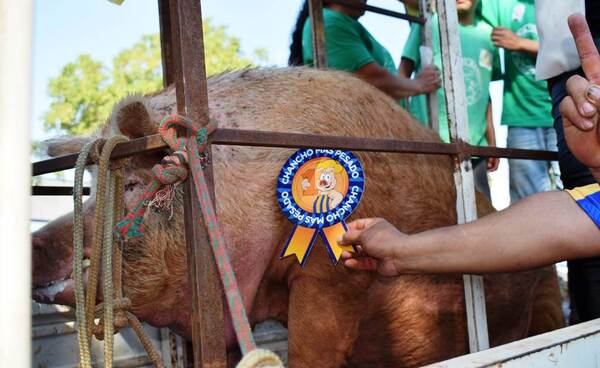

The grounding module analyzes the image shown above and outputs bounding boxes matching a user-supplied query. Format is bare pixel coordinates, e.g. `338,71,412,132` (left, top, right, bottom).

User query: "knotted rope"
116,114,282,367
73,136,164,368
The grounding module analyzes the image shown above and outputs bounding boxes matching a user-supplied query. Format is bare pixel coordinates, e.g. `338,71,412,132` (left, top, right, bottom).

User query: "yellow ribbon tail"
280,225,318,267
321,222,354,264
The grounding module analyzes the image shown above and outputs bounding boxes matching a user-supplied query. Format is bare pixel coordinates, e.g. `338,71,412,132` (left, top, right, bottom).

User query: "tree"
44,19,267,135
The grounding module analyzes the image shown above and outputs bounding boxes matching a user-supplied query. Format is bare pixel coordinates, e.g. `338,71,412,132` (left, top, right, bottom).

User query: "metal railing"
29,0,561,366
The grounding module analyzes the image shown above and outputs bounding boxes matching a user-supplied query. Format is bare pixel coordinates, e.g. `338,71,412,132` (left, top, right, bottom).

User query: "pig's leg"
286,275,365,368
527,266,565,335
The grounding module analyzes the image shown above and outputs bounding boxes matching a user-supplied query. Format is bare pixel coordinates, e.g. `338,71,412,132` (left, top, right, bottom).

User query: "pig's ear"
43,136,90,157
109,95,158,139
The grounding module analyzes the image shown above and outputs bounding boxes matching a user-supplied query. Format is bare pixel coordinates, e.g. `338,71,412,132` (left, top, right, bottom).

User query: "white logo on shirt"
463,57,482,106
512,3,526,22
511,23,538,75
479,49,493,71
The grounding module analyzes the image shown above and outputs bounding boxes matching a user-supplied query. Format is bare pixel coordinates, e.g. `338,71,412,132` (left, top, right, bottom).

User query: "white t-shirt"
535,0,585,80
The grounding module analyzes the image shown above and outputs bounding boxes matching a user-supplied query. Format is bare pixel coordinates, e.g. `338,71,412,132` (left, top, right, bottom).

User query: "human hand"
491,27,524,51
560,14,600,178
487,157,500,172
415,65,441,94
339,218,407,277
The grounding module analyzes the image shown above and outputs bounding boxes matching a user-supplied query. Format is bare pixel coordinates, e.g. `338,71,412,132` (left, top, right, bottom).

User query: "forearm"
485,101,496,146
518,38,539,55
361,73,420,99
393,191,600,274
355,63,421,99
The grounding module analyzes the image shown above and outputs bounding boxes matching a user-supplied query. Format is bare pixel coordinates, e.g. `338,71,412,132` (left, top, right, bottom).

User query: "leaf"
44,19,268,136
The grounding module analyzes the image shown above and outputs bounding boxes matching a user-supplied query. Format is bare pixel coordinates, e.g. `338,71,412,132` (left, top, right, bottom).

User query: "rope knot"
116,114,217,241
152,150,189,186
93,298,132,340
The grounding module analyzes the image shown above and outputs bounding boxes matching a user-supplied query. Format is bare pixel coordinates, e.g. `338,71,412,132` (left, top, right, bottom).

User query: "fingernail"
582,102,597,115
587,85,600,102
582,120,594,129
337,236,343,243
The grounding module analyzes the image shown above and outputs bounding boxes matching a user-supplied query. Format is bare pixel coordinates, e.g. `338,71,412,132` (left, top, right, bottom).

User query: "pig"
32,68,564,367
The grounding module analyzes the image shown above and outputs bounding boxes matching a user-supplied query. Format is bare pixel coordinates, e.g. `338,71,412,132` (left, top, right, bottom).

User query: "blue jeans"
472,158,491,201
507,127,562,203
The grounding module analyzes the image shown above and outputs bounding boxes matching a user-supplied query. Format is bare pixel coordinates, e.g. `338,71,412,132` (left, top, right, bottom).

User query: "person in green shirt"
399,0,501,200
481,0,562,203
288,0,441,100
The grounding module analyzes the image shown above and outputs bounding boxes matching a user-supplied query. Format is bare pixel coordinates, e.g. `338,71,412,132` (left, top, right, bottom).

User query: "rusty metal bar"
32,134,165,176
308,0,328,68
328,0,425,23
168,0,227,367
31,186,90,196
30,130,558,177
158,0,175,87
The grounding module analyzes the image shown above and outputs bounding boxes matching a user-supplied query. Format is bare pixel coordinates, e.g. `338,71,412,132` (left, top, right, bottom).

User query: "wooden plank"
167,0,227,367
425,318,600,367
308,0,327,68
436,0,489,352
419,0,439,132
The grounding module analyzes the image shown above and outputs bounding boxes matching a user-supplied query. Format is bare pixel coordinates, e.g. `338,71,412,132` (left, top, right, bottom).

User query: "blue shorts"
566,184,600,229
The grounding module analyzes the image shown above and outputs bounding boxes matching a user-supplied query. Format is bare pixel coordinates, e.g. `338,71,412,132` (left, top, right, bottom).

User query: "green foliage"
44,19,267,136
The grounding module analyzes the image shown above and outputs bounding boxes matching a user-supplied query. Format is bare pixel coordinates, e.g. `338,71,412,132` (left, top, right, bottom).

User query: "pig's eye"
124,180,141,192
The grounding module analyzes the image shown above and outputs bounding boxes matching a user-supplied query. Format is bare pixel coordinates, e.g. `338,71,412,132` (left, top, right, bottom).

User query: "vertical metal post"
436,0,490,352
419,0,439,132
0,0,33,367
158,0,175,87
308,0,328,68
165,0,227,367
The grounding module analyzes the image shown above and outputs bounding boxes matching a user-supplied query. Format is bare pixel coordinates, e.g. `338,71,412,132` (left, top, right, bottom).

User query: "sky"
31,0,509,208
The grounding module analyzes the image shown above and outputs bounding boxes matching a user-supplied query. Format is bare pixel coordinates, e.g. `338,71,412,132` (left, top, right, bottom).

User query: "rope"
73,136,165,368
235,349,283,368
73,140,97,368
117,115,282,365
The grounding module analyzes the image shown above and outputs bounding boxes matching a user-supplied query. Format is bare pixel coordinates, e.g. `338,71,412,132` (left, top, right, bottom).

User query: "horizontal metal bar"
467,145,558,161
211,129,460,154
32,134,166,176
31,129,558,177
328,0,425,24
31,186,90,196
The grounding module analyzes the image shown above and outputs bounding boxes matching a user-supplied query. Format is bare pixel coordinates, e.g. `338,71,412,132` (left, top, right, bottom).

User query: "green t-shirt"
403,17,501,146
481,0,552,127
302,8,397,75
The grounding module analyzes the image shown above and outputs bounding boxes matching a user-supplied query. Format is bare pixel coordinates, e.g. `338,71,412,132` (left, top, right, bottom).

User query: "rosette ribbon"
277,149,365,267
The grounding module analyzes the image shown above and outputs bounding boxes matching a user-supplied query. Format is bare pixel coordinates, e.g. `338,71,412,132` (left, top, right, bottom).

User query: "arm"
491,27,539,56
354,62,440,99
485,99,499,171
339,15,600,278
341,191,600,275
398,57,415,78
